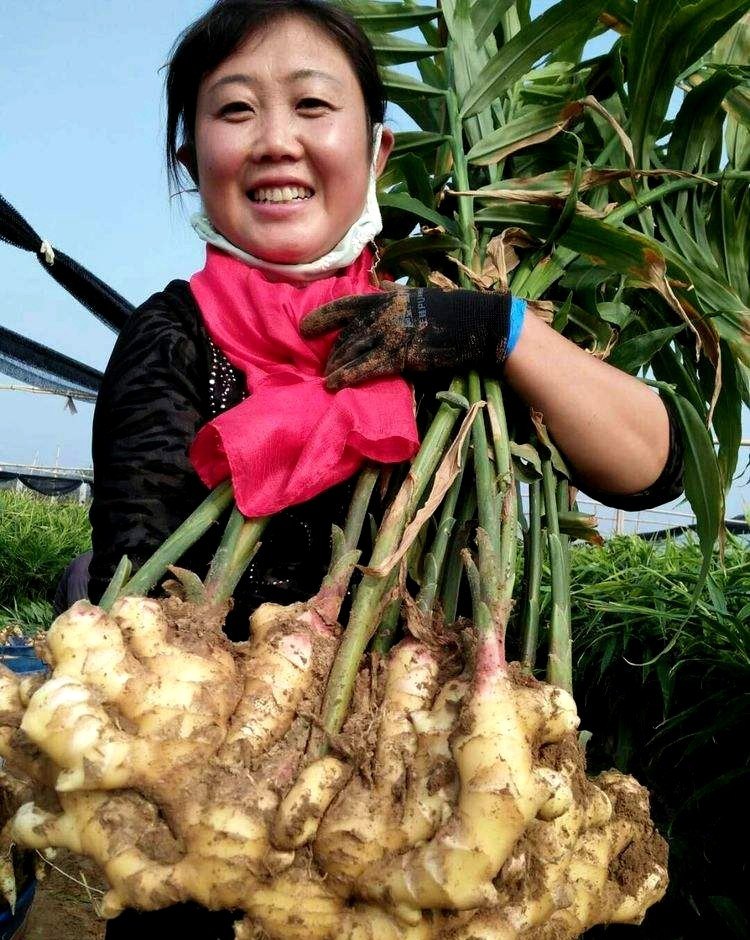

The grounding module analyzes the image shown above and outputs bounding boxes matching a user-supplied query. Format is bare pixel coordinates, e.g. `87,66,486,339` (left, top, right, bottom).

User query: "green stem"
339,464,379,562
592,130,626,167
520,479,542,673
541,459,560,538
462,541,493,638
606,171,750,226
446,88,476,273
370,587,401,655
484,378,518,605
205,510,268,606
120,481,234,598
440,484,477,624
316,468,380,625
205,507,244,592
542,459,572,693
415,433,469,619
99,556,132,613
467,371,500,604
515,246,576,299
320,380,467,742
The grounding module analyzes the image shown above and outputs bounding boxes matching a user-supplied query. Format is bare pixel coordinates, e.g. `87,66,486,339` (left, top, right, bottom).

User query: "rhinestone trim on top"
207,337,244,417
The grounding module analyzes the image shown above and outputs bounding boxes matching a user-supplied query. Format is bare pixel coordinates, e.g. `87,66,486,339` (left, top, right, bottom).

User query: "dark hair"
165,0,386,192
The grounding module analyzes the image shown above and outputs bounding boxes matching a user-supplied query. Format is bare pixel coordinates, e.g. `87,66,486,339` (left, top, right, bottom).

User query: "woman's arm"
302,286,685,510
503,308,671,496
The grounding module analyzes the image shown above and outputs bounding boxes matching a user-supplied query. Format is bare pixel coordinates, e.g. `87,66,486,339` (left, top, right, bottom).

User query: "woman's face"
190,15,394,265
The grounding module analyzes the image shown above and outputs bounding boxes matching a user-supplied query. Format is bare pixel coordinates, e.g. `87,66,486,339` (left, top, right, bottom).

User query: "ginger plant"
0,369,668,938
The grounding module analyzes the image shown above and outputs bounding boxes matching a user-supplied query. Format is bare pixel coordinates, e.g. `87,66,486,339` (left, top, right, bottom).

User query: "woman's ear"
176,142,198,184
375,127,395,177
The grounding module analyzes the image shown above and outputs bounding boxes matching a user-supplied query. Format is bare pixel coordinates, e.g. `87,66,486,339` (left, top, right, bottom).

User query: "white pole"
615,508,625,535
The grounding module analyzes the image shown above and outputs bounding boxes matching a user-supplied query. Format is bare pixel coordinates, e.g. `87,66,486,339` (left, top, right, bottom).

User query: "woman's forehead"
206,15,360,90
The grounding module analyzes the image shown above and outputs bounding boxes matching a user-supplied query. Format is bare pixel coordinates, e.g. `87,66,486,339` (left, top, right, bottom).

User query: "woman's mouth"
248,185,314,204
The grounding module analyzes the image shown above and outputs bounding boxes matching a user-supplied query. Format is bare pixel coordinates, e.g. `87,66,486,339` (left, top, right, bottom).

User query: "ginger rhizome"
0,376,668,937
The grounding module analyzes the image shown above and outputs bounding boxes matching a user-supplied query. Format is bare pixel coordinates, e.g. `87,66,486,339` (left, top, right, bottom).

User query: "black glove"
300,286,513,390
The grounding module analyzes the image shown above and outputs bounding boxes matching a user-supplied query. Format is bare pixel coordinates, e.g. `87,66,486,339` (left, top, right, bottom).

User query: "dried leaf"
530,410,572,479
526,299,555,323
362,403,483,578
451,258,494,289
428,271,459,290
420,224,446,236
580,95,636,169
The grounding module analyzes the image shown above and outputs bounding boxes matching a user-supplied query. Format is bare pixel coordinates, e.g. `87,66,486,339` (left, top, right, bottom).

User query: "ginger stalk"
320,380,467,743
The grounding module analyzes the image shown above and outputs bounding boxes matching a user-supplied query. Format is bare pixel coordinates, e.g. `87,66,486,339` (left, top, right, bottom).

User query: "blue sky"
1,1,747,516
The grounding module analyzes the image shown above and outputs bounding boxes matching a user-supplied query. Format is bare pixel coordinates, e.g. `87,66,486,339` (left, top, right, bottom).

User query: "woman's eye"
298,98,330,112
219,101,253,116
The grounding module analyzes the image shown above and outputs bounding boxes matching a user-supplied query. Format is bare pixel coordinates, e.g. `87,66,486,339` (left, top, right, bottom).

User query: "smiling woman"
185,17,393,264
83,2,688,933
88,0,688,637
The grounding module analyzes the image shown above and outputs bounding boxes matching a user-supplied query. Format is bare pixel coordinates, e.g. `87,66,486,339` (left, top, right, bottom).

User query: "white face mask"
192,124,384,281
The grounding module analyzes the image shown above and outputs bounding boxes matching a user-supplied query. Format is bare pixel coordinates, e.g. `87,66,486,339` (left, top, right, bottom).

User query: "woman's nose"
250,112,304,162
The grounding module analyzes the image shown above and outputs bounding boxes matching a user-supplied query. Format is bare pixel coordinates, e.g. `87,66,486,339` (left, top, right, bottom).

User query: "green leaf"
379,66,446,98
367,31,444,65
461,0,606,118
557,510,604,545
474,202,670,289
565,303,616,355
382,153,436,206
391,131,450,157
608,325,685,373
343,1,440,31
597,300,632,328
542,132,585,248
652,343,707,420
441,0,500,151
647,381,723,608
471,0,518,46
712,342,744,493
657,203,723,279
532,423,571,479
466,101,585,165
667,69,745,176
628,0,750,166
707,895,750,938
708,182,750,299
378,192,459,235
380,234,461,265
510,442,543,480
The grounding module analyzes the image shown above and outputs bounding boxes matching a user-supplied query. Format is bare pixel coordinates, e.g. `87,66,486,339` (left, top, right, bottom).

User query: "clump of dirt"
538,733,591,808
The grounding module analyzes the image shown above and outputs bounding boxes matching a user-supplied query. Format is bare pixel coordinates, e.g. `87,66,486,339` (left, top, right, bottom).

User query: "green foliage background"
0,490,90,633
349,0,749,595
563,533,749,938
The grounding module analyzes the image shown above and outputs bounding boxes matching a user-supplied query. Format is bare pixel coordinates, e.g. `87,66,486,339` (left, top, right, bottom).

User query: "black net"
0,325,102,400
19,475,83,496
0,471,86,496
0,193,134,333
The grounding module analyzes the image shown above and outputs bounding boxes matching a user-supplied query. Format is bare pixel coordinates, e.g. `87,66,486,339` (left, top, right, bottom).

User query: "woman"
90,1,682,933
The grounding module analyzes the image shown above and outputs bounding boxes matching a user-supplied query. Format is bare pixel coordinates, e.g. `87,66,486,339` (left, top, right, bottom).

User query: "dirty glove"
300,286,525,391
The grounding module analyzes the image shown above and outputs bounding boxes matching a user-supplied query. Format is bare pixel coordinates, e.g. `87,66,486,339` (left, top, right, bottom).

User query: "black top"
89,280,684,634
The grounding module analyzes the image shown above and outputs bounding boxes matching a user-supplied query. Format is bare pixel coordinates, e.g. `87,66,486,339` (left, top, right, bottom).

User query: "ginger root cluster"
0,595,667,938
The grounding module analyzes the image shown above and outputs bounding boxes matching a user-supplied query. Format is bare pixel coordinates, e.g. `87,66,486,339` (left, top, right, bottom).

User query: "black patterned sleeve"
87,281,211,603
571,395,685,511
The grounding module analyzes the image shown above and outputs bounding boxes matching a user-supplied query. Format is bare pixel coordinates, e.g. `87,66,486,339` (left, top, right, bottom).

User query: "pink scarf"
189,246,419,516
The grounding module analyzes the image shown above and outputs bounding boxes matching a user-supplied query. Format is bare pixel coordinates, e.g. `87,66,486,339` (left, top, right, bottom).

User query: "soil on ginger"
24,851,105,940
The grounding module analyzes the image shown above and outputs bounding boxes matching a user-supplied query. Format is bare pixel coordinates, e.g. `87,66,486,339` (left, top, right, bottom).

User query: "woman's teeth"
250,186,314,203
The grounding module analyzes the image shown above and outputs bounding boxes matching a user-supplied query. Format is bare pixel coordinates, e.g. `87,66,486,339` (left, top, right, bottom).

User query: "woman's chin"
242,242,330,266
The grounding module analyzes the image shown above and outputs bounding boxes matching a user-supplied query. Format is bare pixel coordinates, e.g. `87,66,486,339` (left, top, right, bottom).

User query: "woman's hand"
300,286,515,390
